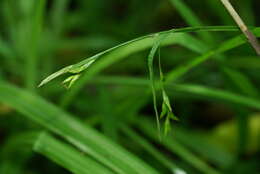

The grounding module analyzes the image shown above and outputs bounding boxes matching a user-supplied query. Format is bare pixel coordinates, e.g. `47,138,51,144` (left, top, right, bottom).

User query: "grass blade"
222,67,259,97
169,0,213,42
170,127,235,169
50,0,69,35
121,126,184,173
58,31,210,108
228,56,260,69
25,0,46,91
0,81,159,174
34,133,115,174
170,83,260,110
136,118,221,174
39,26,238,87
165,27,260,83
38,26,239,107
147,34,168,136
89,76,260,110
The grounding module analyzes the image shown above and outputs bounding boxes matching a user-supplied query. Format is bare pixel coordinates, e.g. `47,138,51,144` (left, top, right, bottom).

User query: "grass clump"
0,0,260,174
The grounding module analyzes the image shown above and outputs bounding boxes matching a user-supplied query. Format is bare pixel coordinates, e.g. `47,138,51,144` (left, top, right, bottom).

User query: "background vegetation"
0,0,260,174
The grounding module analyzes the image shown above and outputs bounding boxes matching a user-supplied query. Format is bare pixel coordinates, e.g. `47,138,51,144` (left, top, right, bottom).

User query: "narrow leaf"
34,133,115,174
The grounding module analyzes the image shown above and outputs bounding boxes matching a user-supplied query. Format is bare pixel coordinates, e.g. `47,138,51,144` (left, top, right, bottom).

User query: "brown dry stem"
220,0,260,55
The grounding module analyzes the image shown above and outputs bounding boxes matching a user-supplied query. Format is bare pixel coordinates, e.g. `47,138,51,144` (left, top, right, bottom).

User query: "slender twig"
220,0,260,55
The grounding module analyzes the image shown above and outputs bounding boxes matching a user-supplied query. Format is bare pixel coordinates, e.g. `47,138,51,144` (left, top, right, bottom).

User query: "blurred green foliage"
0,0,260,174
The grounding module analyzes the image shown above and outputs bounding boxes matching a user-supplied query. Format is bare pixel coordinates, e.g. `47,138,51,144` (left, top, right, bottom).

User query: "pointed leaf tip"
37,66,73,88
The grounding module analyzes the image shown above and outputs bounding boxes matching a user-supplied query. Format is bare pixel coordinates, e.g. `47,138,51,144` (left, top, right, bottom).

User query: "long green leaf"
170,127,235,169
39,26,238,88
136,118,220,174
147,34,168,134
168,0,259,101
89,76,260,110
169,0,259,102
25,0,46,91
34,133,115,174
57,33,206,107
170,83,260,109
121,127,184,173
50,0,69,35
222,67,259,97
228,56,260,69
0,81,159,174
38,26,239,108
169,0,213,42
165,27,260,82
